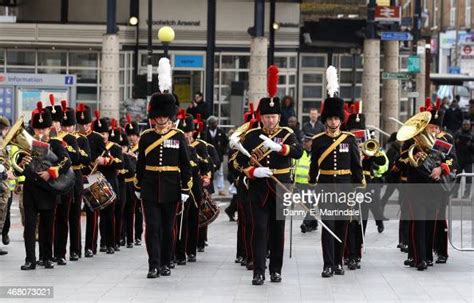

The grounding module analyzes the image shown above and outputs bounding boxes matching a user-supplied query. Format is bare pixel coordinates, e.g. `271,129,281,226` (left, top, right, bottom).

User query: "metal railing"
448,172,474,251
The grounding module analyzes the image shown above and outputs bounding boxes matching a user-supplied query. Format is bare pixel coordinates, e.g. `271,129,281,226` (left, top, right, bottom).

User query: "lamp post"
158,26,175,58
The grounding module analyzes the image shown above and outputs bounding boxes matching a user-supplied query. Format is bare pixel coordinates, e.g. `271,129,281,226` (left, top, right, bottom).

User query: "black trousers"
408,199,436,264
346,220,361,260
433,199,449,258
321,220,347,269
123,182,137,245
236,195,245,259
54,193,73,259
100,203,115,248
186,201,199,256
23,191,56,263
250,195,285,276
135,200,143,240
85,206,98,253
142,200,178,270
114,179,126,246
2,194,12,237
175,201,189,261
69,194,82,256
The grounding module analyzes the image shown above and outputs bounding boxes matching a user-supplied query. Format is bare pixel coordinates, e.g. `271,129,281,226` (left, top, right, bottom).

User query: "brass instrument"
229,121,251,149
1,116,34,176
396,111,434,168
361,139,380,157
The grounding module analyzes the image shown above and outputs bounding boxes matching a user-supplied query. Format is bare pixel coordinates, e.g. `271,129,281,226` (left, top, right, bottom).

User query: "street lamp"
158,26,175,58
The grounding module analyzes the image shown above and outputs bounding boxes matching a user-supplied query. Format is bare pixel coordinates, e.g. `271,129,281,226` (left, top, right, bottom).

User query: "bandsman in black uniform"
236,65,303,285
76,103,107,258
93,113,123,254
46,98,79,266
60,101,90,261
21,102,72,270
308,66,364,278
135,80,192,278
122,116,140,248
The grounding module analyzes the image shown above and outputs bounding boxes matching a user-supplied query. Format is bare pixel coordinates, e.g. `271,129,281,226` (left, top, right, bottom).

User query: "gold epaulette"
279,126,294,134
311,132,325,140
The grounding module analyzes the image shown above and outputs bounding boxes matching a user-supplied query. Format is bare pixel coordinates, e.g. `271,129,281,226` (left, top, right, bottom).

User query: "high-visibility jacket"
295,150,311,185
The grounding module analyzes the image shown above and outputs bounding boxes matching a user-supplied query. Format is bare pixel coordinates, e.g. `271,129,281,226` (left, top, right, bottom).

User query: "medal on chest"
339,143,349,153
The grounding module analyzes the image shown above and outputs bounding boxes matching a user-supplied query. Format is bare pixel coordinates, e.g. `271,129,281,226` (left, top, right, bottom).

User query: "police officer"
236,67,303,285
21,102,72,270
135,92,192,279
76,103,107,258
308,66,364,278
61,101,90,261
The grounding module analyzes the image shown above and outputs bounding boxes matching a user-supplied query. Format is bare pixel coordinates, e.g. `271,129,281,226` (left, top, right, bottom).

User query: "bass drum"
198,188,220,228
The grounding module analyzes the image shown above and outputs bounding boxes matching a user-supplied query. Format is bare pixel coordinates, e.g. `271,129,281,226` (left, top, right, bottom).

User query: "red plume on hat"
193,113,204,138
77,103,86,119
34,101,44,122
243,103,255,122
95,110,101,127
111,118,117,137
267,65,279,107
126,113,133,129
176,108,187,126
249,110,261,128
424,97,433,112
49,94,56,113
61,100,68,120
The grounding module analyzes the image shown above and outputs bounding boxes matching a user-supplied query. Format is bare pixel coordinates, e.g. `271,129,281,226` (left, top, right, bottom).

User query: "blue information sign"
174,55,204,68
381,32,413,41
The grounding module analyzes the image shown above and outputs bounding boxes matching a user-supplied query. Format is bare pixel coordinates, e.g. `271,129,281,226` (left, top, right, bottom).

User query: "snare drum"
82,172,116,211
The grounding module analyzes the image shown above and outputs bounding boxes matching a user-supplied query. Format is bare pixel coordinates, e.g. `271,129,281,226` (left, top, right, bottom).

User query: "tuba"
2,116,75,195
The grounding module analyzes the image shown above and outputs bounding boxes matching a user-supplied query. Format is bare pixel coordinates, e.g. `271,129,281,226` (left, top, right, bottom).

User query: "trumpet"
361,139,380,157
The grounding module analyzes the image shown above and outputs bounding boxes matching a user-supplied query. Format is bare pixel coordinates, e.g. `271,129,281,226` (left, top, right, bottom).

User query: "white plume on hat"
326,65,339,98
157,57,172,93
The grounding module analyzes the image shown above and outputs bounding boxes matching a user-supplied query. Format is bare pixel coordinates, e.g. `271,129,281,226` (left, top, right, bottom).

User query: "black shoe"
270,272,282,283
404,258,415,267
0,248,8,255
85,249,94,258
187,254,196,262
70,253,79,261
348,259,357,270
334,264,345,275
135,239,142,246
160,266,171,276
169,262,175,269
56,257,67,265
147,268,159,279
426,260,433,267
2,234,10,245
44,260,54,269
225,208,235,221
21,262,36,270
51,256,58,262
401,245,409,253
114,245,120,252
417,261,427,271
36,260,44,266
246,261,254,270
99,245,107,252
240,258,247,267
197,247,204,252
300,224,307,234
396,243,403,249
435,256,447,264
252,274,265,285
119,239,125,246
106,247,115,254
177,259,186,266
235,256,244,264
126,243,133,248
343,258,349,266
321,267,333,278
377,223,384,233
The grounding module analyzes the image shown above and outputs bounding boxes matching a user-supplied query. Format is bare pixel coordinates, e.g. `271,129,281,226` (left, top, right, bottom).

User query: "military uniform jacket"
309,131,363,185
24,137,72,210
82,131,106,176
236,126,302,206
99,142,124,187
74,133,91,193
57,131,81,195
188,145,203,203
136,128,192,204
190,139,212,179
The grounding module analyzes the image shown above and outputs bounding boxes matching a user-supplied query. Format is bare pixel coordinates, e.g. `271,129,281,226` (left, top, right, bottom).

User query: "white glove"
259,134,282,152
135,191,141,200
229,134,241,149
181,193,190,203
253,167,273,178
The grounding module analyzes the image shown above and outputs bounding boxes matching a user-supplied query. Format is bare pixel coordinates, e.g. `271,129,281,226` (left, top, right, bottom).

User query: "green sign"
382,72,410,80
407,55,421,73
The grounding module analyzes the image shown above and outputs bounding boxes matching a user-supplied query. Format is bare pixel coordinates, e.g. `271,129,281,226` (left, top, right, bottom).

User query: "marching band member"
135,57,192,278
21,102,72,270
0,117,13,256
308,66,364,278
76,103,106,258
236,65,303,285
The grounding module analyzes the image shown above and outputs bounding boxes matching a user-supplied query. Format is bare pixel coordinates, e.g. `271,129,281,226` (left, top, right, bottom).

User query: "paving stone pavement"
0,199,473,302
